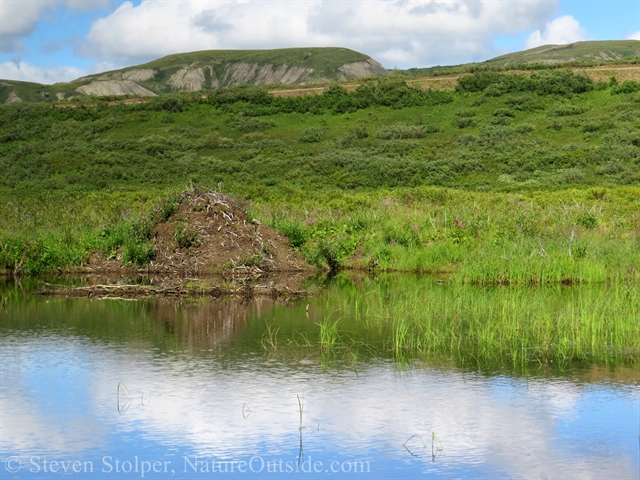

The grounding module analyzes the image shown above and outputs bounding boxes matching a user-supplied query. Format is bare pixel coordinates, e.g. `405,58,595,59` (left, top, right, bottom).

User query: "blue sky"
1,0,639,84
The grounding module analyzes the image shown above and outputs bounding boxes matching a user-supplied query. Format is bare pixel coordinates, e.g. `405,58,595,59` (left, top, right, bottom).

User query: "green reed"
317,315,342,350
309,275,640,369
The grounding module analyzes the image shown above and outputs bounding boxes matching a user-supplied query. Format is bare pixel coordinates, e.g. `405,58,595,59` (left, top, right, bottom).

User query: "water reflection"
1,278,639,479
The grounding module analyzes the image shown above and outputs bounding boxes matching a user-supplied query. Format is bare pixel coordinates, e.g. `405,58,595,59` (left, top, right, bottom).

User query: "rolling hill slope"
484,40,640,67
401,40,640,76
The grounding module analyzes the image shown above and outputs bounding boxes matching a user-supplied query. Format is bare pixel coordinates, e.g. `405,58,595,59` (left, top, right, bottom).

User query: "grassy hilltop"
400,40,640,77
1,46,639,281
485,40,640,67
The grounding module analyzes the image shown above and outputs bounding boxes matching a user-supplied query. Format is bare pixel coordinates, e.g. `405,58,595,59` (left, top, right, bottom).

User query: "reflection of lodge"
150,298,277,351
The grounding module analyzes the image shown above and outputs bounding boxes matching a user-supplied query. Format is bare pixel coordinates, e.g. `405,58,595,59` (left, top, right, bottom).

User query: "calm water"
1,275,638,479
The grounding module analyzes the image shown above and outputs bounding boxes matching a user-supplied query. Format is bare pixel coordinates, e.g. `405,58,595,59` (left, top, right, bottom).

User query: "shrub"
348,124,369,139
145,96,186,113
582,122,602,133
547,104,589,117
611,81,640,95
582,118,615,133
454,109,476,118
203,134,234,149
298,127,326,143
457,134,477,146
377,122,438,139
493,108,516,118
483,116,512,126
504,94,545,112
456,70,593,96
453,117,475,129
515,123,535,134
478,126,515,147
484,83,509,97
577,213,598,229
228,115,275,132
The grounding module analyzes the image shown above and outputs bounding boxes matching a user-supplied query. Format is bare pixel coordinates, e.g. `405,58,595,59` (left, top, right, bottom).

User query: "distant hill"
0,47,388,103
484,40,640,67
400,40,640,76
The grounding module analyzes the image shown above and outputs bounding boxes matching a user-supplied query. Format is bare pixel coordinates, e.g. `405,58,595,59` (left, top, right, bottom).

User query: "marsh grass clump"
273,219,308,249
318,316,342,350
98,215,156,267
122,240,155,266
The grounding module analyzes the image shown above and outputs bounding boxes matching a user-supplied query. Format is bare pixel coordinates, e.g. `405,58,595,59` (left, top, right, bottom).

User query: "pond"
1,274,638,479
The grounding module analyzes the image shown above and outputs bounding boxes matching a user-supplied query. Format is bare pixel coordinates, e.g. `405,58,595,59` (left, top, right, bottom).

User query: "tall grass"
297,275,640,371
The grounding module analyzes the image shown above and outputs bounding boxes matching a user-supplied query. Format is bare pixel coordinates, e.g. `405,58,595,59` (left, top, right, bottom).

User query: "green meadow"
1,71,639,281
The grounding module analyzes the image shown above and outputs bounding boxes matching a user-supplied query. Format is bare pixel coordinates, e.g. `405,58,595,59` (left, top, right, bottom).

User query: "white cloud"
3,335,637,480
80,0,559,69
0,60,87,83
627,32,640,40
0,0,110,53
525,15,586,50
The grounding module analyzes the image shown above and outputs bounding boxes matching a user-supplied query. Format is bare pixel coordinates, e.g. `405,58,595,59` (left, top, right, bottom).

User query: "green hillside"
0,79,79,104
485,40,640,67
400,40,640,77
138,47,374,79
1,70,639,280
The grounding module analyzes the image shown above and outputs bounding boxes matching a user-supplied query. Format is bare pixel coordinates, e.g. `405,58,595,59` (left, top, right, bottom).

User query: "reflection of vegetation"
259,320,280,351
1,275,638,376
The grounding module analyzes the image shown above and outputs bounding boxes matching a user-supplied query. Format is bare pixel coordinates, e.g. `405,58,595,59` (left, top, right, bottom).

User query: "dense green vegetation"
1,71,639,280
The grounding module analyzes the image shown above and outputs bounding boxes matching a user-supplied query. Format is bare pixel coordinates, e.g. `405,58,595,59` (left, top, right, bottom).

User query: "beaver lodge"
150,189,309,274
42,189,315,299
